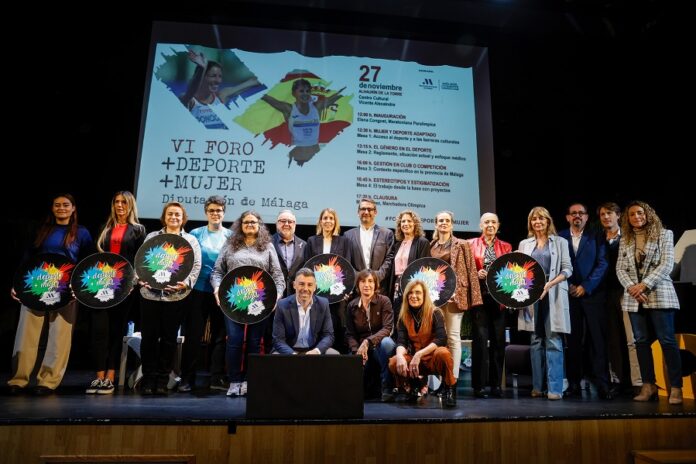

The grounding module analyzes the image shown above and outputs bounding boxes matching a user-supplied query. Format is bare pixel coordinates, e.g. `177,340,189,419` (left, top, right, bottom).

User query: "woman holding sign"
8,193,93,395
138,202,201,395
389,209,431,313
211,211,285,397
467,213,512,398
86,191,146,395
429,210,482,394
518,206,572,400
304,208,352,353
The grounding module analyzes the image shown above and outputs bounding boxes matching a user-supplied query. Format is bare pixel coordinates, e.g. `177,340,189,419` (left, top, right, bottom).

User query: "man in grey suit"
344,198,395,288
272,268,337,354
272,209,307,297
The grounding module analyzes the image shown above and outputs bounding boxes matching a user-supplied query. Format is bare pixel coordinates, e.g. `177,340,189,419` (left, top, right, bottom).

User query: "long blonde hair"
398,280,437,334
526,206,557,238
97,191,141,251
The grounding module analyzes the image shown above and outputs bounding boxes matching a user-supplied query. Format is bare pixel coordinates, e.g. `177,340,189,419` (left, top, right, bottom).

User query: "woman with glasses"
86,191,146,395
178,195,231,392
617,201,682,405
211,210,285,396
138,202,202,395
305,208,352,352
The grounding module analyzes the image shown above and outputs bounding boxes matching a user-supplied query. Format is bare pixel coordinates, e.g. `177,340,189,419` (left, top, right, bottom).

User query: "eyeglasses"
277,219,296,224
242,221,259,225
569,211,587,217
359,207,376,212
207,209,224,214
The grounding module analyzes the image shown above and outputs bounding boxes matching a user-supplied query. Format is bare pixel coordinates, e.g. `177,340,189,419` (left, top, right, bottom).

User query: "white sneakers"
86,378,115,395
226,381,248,397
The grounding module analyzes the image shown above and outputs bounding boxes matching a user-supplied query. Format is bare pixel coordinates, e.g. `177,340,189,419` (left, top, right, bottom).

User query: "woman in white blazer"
518,207,572,400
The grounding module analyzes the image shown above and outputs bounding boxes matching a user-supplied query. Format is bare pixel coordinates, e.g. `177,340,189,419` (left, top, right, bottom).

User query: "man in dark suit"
271,209,307,297
344,198,395,287
272,268,337,354
559,202,612,399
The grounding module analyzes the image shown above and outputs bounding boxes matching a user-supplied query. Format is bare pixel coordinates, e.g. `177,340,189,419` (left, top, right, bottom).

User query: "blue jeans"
225,317,266,382
372,336,396,387
530,298,564,396
628,307,682,388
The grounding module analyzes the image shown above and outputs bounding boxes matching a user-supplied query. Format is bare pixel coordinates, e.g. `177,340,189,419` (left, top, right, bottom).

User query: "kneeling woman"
388,280,456,407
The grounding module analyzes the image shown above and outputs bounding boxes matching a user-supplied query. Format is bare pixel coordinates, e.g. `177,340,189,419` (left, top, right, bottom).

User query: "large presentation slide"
135,21,494,231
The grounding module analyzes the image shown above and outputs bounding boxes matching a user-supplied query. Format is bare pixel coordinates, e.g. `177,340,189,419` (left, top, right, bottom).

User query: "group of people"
6,194,684,407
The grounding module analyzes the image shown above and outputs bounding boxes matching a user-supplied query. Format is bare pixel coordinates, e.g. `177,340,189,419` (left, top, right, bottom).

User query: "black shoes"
33,385,54,396
381,387,396,403
444,386,457,408
474,389,488,399
209,376,228,392
490,386,504,398
566,383,582,397
7,384,25,395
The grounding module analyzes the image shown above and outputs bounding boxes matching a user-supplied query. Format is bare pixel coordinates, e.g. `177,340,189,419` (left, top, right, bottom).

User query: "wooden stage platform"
0,372,693,464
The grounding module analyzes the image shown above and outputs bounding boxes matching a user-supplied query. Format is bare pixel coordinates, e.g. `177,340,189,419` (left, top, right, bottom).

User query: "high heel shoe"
668,387,683,405
633,383,658,402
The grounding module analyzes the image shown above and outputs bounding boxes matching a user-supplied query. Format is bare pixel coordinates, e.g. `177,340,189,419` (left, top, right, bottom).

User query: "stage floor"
1,371,693,425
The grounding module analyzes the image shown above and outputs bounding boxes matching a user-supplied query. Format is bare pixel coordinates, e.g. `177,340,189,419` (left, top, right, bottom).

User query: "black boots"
444,385,457,408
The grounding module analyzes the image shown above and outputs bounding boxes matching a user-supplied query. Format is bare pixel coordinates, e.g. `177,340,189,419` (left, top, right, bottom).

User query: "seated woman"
345,269,396,402
388,280,457,407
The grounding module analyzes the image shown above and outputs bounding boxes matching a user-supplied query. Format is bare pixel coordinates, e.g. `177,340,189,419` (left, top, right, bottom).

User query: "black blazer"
99,223,146,264
272,233,307,296
388,236,431,297
304,235,352,264
344,224,395,284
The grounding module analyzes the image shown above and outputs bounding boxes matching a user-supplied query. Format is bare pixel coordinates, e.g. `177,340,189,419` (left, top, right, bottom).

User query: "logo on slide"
419,78,437,90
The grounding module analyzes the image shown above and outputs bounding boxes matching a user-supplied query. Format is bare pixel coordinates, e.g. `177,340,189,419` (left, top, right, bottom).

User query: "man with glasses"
559,203,612,399
179,195,232,392
345,198,395,287
271,210,307,297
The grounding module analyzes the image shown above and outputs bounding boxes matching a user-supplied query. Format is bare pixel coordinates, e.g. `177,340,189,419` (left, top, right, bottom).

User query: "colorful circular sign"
71,252,135,309
219,266,278,324
13,253,75,310
400,257,457,307
303,253,356,304
486,252,546,308
134,234,195,290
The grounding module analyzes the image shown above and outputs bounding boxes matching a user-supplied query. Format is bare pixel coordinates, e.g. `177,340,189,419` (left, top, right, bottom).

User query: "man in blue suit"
559,203,612,399
272,268,337,354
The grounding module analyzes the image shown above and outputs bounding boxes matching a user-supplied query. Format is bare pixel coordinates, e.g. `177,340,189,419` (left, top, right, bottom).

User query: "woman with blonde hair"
388,280,457,408
518,206,572,400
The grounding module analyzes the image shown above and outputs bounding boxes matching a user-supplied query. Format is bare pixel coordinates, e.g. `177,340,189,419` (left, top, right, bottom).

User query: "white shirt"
294,299,313,349
359,225,375,269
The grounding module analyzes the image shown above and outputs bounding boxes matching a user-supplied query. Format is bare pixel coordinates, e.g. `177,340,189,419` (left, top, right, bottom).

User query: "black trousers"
179,289,226,384
140,296,185,384
90,293,135,372
471,293,506,390
565,291,610,388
